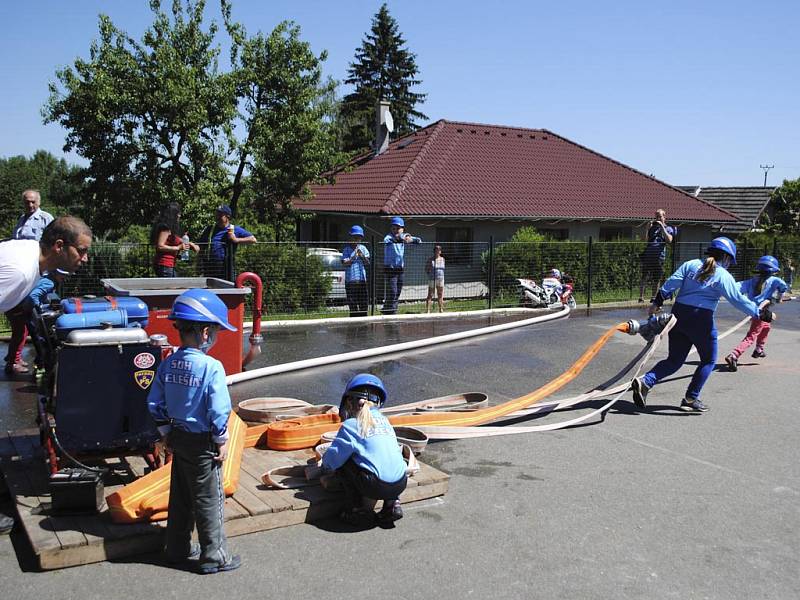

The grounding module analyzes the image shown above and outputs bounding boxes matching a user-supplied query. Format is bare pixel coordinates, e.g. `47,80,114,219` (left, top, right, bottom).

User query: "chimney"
375,99,392,156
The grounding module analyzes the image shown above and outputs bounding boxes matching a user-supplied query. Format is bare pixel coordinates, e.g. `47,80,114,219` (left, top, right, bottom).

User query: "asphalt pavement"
1,301,798,599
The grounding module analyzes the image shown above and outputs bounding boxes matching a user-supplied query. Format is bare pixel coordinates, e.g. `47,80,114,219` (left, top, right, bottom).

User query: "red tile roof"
298,120,738,223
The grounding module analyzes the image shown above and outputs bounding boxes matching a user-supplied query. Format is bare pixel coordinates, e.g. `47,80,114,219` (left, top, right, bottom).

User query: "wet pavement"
0,304,766,432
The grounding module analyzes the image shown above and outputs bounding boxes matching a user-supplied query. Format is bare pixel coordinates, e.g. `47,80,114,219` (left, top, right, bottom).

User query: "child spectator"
725,255,788,371
425,245,445,313
381,217,421,314
341,225,370,317
147,289,241,574
322,373,407,527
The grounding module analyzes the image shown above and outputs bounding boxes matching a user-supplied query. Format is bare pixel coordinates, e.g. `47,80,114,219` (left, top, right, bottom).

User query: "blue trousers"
642,302,717,400
382,268,404,313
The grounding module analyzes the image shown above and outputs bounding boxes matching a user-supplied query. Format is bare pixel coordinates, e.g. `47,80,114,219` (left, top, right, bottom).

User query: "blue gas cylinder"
61,296,149,327
56,310,130,339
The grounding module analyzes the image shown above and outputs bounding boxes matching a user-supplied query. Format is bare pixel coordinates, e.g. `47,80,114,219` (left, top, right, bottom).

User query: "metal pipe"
236,272,264,368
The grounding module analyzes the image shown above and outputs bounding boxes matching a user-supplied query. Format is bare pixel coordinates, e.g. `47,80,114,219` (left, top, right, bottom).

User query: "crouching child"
147,289,241,574
322,373,407,526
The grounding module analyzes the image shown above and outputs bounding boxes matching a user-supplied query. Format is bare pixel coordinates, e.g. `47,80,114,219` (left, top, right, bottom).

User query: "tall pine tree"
340,4,427,153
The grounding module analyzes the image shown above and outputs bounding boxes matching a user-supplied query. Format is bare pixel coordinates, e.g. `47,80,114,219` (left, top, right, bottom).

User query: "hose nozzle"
626,313,672,342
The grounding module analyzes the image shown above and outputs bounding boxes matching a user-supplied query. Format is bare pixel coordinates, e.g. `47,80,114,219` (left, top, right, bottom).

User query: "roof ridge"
382,120,446,216
540,129,741,222
438,119,549,134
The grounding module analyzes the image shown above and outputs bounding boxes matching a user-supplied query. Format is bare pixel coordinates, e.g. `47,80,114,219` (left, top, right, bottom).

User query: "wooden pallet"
0,429,449,570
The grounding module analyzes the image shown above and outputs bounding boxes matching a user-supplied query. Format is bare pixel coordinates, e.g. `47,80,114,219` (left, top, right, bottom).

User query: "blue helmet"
341,373,387,411
169,289,236,331
707,237,737,265
390,216,405,228
349,225,364,237
755,255,779,274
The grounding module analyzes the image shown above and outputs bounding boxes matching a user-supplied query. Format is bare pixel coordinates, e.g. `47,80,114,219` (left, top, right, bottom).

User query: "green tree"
768,178,800,235
223,14,347,240
339,3,427,153
0,150,83,235
43,0,343,238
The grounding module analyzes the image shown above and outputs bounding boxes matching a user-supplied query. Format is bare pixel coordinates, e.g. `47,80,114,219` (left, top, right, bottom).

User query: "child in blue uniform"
341,225,371,317
631,237,772,412
322,373,407,526
381,217,422,314
725,255,788,371
147,289,241,574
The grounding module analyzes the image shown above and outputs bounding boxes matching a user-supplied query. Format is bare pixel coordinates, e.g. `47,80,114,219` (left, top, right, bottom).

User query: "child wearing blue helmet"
724,255,788,371
322,373,407,526
147,288,241,574
381,216,421,314
341,225,370,317
631,237,772,412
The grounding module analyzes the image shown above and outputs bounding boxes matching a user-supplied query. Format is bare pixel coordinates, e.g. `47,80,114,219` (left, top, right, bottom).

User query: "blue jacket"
201,224,253,262
660,259,759,317
322,409,406,483
738,275,788,305
341,244,370,283
147,347,231,443
383,233,422,269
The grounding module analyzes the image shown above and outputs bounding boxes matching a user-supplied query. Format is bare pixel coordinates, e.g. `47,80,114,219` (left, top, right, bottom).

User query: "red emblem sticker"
134,352,156,369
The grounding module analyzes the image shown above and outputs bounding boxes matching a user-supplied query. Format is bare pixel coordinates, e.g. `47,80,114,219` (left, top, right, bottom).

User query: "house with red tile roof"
296,119,741,247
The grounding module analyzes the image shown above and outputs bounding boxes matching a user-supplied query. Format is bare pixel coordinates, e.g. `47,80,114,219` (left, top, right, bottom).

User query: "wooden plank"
3,460,62,555
230,482,272,517
239,451,293,512
400,479,449,504
224,497,249,521
24,463,88,551
4,430,448,570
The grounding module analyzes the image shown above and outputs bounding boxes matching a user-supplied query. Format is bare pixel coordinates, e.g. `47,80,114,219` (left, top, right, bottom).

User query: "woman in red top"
151,204,198,277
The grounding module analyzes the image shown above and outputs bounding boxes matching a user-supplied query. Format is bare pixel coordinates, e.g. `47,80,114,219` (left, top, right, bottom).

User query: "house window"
435,226,473,265
599,226,632,241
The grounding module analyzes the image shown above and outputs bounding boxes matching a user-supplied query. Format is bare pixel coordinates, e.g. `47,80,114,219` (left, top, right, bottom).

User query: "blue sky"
1,0,798,186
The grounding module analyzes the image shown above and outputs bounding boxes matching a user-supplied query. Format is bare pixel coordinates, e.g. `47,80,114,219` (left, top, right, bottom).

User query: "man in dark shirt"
197,205,256,281
638,209,676,302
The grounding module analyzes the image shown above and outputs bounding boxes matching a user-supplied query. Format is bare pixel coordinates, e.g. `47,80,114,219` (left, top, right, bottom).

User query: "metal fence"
3,238,799,333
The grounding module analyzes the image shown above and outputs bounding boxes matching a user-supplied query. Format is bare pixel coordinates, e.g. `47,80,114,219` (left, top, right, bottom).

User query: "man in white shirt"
0,215,91,535
0,216,92,313
13,189,54,241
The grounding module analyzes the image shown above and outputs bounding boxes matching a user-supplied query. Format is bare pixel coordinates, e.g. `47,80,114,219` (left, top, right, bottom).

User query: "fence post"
587,237,593,308
671,234,677,274
488,236,494,310
742,240,748,277
772,237,778,258
370,235,376,316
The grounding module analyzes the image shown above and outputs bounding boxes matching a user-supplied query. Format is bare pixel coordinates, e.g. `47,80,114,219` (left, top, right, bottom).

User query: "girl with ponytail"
631,237,771,412
322,373,407,526
724,255,788,371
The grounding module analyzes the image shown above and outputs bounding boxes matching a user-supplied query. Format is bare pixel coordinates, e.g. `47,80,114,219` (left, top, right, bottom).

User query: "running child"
147,289,241,574
724,255,788,371
321,373,407,526
631,237,772,412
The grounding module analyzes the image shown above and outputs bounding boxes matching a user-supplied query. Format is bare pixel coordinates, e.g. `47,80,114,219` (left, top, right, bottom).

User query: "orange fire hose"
265,323,629,451
107,412,247,523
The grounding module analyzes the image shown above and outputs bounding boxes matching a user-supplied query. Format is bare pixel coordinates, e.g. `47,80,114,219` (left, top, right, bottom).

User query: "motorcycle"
517,277,576,309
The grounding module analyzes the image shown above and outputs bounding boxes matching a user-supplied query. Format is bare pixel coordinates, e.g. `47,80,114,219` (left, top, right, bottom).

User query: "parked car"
307,247,346,301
